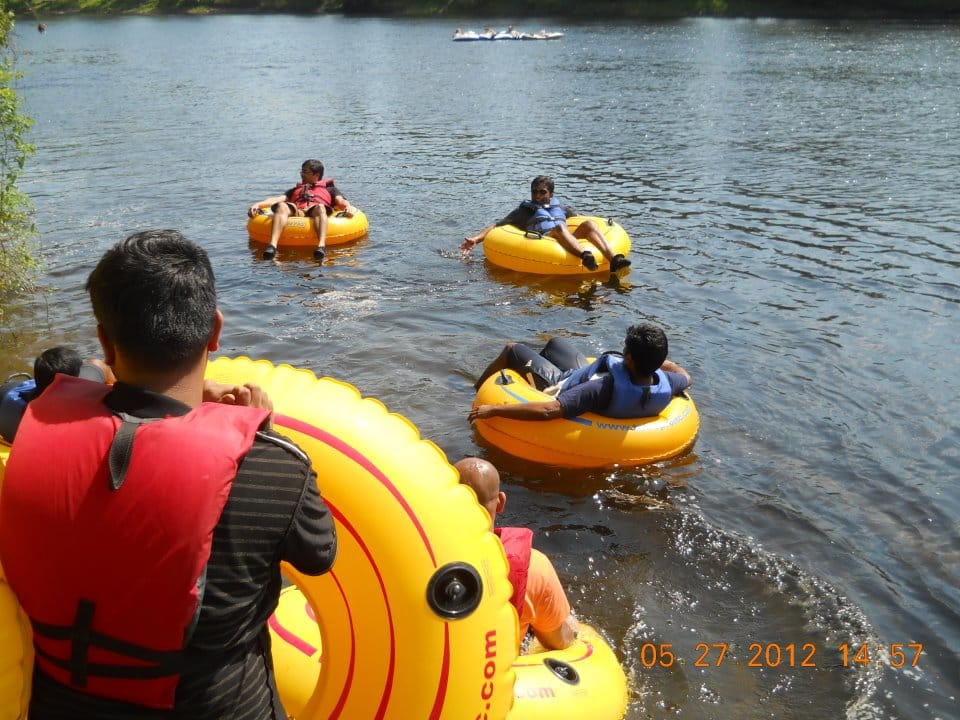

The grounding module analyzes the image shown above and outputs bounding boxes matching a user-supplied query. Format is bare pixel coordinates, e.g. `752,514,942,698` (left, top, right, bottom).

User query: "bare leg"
308,205,329,250
548,225,588,258
269,202,294,250
307,206,329,262
573,220,614,260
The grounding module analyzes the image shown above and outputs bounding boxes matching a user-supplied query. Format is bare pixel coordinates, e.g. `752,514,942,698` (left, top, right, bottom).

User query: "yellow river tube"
483,216,630,275
269,585,628,720
0,358,518,720
473,368,699,468
246,208,369,247
0,442,32,720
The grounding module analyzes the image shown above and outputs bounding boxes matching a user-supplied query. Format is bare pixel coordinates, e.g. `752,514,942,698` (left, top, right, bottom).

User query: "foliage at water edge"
0,2,37,315
9,0,960,18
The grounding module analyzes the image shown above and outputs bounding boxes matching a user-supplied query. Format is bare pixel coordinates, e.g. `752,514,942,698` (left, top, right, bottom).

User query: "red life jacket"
0,375,269,710
494,527,533,614
288,178,334,210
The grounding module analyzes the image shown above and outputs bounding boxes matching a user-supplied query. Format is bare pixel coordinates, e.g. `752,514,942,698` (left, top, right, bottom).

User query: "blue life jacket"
560,353,675,418
0,377,36,442
520,198,567,235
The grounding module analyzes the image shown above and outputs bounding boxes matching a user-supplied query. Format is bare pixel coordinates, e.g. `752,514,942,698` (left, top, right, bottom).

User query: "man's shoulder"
498,204,534,227
529,546,552,567
229,431,314,502
528,548,562,585
663,370,690,392
234,430,314,486
252,429,310,464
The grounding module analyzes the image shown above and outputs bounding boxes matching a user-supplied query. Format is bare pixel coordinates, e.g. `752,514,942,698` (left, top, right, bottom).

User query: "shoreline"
12,2,960,21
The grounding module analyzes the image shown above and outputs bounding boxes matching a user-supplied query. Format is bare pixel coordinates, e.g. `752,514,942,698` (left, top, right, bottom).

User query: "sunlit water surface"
4,15,959,719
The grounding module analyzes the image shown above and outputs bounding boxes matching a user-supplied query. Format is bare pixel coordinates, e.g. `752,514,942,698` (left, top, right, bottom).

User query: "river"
4,14,959,719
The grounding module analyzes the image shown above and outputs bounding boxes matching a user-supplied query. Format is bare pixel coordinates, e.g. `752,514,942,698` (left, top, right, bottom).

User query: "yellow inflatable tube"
0,360,518,719
512,625,627,719
483,216,630,275
473,369,699,468
205,358,517,720
246,208,369,247
269,586,628,720
0,443,32,720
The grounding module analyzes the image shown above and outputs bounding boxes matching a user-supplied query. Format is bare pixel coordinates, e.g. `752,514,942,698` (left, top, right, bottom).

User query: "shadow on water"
481,261,638,312
245,236,371,265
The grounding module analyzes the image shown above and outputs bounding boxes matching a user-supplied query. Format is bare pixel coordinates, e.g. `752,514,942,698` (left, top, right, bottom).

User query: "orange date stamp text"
634,642,924,669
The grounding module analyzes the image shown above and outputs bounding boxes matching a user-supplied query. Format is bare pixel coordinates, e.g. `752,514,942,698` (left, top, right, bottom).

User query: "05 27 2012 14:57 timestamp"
634,642,924,669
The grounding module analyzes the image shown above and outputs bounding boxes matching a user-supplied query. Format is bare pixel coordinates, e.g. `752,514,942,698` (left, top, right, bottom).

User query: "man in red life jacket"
248,159,355,262
0,230,337,720
454,457,577,651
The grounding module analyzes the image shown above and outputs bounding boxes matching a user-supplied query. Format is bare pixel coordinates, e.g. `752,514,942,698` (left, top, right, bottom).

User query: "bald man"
454,457,577,650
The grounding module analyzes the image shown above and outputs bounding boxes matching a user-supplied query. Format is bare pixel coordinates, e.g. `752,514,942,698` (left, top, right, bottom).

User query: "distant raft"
482,216,630,275
246,208,369,247
453,29,562,41
472,368,699,468
270,585,628,720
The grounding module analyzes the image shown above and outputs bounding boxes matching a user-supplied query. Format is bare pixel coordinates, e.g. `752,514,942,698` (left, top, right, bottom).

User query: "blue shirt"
557,370,689,418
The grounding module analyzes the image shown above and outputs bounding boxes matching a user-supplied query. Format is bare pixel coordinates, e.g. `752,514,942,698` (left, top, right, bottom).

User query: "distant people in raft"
453,27,561,41
461,175,631,272
248,159,356,262
469,323,692,422
455,457,577,651
0,347,114,443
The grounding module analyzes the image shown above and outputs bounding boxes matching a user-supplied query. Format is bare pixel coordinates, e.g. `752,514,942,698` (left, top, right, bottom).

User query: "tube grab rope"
246,208,369,247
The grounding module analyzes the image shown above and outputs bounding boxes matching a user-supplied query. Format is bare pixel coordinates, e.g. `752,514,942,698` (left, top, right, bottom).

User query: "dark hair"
624,323,669,375
302,159,325,177
530,175,554,194
85,230,217,374
33,346,82,395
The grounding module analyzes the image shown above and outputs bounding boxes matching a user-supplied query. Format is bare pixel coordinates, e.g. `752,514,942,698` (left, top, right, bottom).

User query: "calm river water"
5,14,959,720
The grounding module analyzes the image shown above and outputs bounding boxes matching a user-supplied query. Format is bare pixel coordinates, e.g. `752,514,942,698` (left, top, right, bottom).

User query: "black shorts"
506,338,589,391
270,202,330,216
